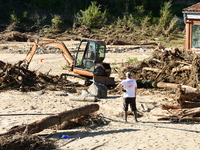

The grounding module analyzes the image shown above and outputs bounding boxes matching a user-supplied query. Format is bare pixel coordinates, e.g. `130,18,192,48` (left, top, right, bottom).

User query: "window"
99,45,105,57
192,25,200,49
75,41,87,67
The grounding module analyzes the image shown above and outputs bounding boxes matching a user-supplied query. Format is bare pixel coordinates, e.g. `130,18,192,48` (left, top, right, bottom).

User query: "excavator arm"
21,38,115,87
22,39,74,71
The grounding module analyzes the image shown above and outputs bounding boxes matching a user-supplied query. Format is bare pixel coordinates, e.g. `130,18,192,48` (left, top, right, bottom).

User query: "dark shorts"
123,97,136,111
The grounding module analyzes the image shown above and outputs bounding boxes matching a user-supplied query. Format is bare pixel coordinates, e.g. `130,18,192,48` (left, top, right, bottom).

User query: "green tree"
78,1,107,28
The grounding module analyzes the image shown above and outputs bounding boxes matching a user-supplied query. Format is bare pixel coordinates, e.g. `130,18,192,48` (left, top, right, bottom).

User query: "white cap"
125,72,131,76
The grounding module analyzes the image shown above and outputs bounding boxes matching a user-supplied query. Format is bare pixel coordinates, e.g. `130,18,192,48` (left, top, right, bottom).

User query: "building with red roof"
182,3,200,51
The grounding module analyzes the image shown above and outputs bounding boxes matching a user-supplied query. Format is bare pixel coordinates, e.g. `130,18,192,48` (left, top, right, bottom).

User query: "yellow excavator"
21,38,115,86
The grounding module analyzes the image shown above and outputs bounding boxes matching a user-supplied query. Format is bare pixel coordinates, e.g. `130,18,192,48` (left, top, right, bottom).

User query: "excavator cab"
73,39,111,78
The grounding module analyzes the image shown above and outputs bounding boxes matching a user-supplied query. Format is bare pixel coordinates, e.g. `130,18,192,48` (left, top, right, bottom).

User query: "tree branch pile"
158,86,200,122
0,60,81,91
118,48,200,88
0,133,55,150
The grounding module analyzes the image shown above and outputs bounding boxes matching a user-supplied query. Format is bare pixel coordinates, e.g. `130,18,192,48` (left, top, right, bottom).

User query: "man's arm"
116,83,123,91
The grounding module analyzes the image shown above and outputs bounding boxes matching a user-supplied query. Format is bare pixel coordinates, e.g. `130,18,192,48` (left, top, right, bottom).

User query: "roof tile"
183,3,200,12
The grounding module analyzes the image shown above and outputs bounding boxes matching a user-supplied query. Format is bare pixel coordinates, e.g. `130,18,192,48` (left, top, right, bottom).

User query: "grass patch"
126,57,139,65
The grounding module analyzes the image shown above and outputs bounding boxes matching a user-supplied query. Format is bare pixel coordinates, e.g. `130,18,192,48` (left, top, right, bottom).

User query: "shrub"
51,14,63,29
154,0,178,37
10,11,20,23
141,15,151,35
115,14,135,30
77,1,107,28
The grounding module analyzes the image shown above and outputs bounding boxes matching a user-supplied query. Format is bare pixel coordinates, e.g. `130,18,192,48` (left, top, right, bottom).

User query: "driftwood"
156,82,198,93
175,86,200,103
182,108,200,117
159,85,200,122
0,104,99,136
138,80,198,93
171,65,192,74
142,67,161,73
159,107,200,122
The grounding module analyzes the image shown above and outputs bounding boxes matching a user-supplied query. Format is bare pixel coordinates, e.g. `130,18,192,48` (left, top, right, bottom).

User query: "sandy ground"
0,41,200,150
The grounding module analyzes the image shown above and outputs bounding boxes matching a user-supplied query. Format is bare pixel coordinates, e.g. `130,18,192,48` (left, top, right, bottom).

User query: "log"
177,92,200,103
142,67,161,73
156,82,198,93
182,109,200,117
0,104,99,136
181,102,200,108
171,65,192,74
138,80,197,93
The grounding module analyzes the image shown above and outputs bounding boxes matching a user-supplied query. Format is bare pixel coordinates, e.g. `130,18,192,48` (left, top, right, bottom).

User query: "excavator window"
74,39,106,72
83,42,96,70
75,40,97,71
75,41,87,67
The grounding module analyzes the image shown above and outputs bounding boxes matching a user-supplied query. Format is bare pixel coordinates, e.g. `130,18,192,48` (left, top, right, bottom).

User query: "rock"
88,82,107,98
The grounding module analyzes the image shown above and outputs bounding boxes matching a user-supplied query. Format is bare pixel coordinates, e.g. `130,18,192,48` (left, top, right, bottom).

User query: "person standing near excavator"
116,72,138,122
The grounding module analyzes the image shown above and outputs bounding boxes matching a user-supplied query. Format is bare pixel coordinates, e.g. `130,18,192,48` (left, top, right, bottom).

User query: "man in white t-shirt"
116,72,138,122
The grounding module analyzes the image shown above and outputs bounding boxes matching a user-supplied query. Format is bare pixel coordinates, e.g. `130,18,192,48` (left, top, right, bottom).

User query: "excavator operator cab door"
74,39,106,72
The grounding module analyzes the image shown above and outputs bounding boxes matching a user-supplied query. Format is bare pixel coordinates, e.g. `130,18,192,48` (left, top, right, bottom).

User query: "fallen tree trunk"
156,82,198,93
182,109,200,117
138,80,198,93
0,104,99,136
142,67,162,73
171,65,192,74
176,92,200,103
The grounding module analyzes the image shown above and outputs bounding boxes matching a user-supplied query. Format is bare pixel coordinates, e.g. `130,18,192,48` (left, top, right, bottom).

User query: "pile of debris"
0,133,55,150
118,47,200,122
0,60,82,91
119,48,200,88
157,85,200,122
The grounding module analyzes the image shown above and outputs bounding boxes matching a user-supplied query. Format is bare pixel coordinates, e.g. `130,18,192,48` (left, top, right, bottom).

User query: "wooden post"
0,104,99,136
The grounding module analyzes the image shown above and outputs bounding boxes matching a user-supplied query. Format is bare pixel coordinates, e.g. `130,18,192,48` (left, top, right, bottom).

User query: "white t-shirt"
120,78,137,98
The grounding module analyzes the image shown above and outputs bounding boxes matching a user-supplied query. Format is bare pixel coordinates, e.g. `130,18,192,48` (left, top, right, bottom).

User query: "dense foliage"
0,0,194,24
0,0,198,43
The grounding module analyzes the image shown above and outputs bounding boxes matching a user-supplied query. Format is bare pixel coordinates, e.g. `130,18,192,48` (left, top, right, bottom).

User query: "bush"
10,11,20,23
154,0,179,37
51,14,63,29
77,1,107,28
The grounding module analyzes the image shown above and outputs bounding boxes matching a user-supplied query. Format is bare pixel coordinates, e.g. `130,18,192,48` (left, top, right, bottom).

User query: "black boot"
133,110,138,122
124,111,128,122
